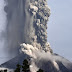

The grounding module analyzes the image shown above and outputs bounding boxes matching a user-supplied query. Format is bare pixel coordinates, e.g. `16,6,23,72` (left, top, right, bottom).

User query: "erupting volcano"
0,0,72,72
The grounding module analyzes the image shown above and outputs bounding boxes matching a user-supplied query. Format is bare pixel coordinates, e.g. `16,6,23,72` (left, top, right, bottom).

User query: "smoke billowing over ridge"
20,43,72,72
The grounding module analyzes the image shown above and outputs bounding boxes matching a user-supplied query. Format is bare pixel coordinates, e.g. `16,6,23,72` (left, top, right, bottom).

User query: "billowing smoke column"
1,0,72,72
5,0,52,57
5,0,35,57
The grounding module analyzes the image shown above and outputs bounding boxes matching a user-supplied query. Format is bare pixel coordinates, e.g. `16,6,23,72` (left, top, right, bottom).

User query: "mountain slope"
0,53,72,72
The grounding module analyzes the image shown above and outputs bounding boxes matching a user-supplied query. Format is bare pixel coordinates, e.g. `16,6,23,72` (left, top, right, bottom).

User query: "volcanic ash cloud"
20,43,59,72
5,0,52,58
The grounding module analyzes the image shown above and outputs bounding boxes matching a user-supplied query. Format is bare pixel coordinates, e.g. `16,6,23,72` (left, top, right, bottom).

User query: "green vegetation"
14,59,44,72
37,69,44,72
22,59,30,72
0,69,7,72
4,69,7,72
14,64,21,72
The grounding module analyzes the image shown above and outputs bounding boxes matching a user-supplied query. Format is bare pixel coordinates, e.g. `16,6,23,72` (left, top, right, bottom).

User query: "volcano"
0,0,72,72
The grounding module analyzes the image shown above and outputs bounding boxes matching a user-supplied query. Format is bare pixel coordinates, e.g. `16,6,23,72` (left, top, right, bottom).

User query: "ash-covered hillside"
0,0,72,72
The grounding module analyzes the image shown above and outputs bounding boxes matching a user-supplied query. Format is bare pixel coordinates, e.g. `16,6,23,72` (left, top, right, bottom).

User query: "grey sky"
47,0,72,61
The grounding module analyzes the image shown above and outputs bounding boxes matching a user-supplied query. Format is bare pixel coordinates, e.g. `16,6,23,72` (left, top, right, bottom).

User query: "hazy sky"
47,0,72,61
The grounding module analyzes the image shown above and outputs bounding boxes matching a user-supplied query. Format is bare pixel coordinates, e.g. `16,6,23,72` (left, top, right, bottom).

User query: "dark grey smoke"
5,0,51,57
0,0,72,72
5,0,35,57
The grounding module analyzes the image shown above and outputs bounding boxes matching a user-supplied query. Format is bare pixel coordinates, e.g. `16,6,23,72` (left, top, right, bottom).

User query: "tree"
37,69,44,72
4,69,7,72
14,59,44,72
14,63,21,72
0,69,7,72
22,59,30,72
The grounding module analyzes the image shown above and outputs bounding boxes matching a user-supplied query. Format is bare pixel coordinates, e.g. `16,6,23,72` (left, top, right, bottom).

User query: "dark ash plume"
5,0,52,57
1,0,72,72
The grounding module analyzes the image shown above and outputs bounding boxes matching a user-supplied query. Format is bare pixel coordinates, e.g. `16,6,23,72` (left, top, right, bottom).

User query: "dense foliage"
14,59,44,72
